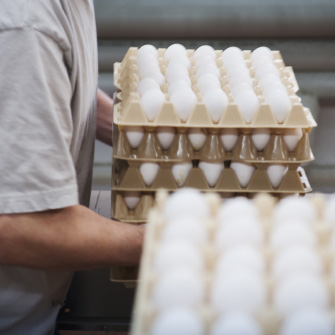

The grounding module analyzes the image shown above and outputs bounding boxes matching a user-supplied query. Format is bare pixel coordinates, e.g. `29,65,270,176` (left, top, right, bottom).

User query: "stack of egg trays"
130,191,335,335
111,47,316,226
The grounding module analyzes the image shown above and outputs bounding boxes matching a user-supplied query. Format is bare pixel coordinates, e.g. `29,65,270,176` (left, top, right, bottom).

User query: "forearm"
96,89,113,146
0,205,143,270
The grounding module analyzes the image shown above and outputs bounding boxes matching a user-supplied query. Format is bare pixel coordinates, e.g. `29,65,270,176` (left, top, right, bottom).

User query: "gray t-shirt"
0,0,98,334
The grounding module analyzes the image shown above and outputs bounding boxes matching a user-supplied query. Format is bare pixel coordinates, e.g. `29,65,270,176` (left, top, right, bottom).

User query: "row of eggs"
133,44,293,124
122,161,291,200
147,191,335,335
124,126,303,152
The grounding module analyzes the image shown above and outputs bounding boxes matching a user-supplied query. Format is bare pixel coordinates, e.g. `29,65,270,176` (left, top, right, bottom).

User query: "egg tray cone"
113,124,314,164
130,192,335,335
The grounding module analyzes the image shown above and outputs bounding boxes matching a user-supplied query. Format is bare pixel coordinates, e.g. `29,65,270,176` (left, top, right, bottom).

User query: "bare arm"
0,205,144,270
96,89,113,146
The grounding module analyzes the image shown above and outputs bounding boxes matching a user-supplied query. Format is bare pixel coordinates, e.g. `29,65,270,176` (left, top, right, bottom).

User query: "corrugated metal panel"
94,0,335,38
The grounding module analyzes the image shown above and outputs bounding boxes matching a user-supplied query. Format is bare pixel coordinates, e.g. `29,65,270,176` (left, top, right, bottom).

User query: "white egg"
166,71,191,87
197,73,221,95
258,73,282,88
203,89,229,123
139,162,160,186
137,52,159,66
171,162,193,186
137,58,161,79
156,127,176,150
194,45,216,60
123,191,141,210
195,55,217,70
230,162,255,187
273,196,318,226
252,55,274,69
230,82,254,96
251,128,271,151
153,240,204,273
212,269,266,314
211,313,263,335
234,90,259,124
196,62,220,78
222,47,244,67
168,80,193,95
270,220,317,252
274,273,329,317
265,89,292,123
267,164,288,188
215,216,264,250
215,245,265,275
229,72,253,88
272,245,323,282
251,46,273,62
188,128,207,150
136,78,160,96
323,196,335,231
280,308,334,335
152,267,204,310
171,89,197,122
225,62,249,77
137,65,161,82
163,188,209,222
220,128,239,151
255,62,280,80
140,89,166,121
161,215,208,245
137,44,158,58
217,197,259,223
168,54,191,69
165,62,189,79
165,44,187,60
199,161,224,187
124,126,145,149
147,71,165,86
150,307,204,335
261,80,287,97
283,128,303,152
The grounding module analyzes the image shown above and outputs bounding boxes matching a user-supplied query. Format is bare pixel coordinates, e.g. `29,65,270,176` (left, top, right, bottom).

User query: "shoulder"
0,0,72,52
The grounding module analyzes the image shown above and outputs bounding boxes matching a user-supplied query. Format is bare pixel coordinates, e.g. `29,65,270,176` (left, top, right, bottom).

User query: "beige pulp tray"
131,192,335,335
113,93,316,129
113,124,314,164
111,166,311,224
113,47,316,129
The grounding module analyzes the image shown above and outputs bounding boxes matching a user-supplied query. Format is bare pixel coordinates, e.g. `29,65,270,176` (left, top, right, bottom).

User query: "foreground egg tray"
130,193,335,335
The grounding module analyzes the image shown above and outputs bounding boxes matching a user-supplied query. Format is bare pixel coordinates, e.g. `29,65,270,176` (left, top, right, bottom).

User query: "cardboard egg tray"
131,192,335,335
113,47,315,129
113,92,315,129
111,162,311,223
113,124,314,164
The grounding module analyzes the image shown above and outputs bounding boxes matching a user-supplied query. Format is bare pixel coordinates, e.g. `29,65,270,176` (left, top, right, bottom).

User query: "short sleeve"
0,28,79,213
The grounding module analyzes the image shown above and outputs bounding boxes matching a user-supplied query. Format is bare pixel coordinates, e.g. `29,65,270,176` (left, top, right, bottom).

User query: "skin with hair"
0,89,144,271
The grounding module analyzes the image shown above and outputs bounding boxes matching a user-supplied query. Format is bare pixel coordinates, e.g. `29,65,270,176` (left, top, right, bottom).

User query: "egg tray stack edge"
130,192,335,335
